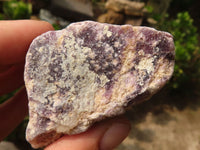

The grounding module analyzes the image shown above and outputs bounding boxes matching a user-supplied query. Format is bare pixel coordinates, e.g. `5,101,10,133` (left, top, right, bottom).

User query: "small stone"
125,17,143,26
0,141,19,150
97,10,124,24
124,4,145,16
105,0,125,12
24,21,175,148
147,18,158,25
106,0,145,16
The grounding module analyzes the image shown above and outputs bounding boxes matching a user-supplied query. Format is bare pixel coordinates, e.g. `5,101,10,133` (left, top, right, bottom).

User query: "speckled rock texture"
24,21,175,148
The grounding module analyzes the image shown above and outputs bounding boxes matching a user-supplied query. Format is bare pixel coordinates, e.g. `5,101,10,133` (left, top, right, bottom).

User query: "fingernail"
99,121,131,150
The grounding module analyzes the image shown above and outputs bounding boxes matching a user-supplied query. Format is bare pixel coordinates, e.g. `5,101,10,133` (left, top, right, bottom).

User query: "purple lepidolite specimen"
24,21,175,148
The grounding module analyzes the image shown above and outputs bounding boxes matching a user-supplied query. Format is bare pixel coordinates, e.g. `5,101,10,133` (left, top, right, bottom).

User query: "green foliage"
0,92,14,104
0,89,20,104
52,23,62,30
170,12,198,61
91,0,102,3
3,0,32,20
0,13,4,20
164,12,200,92
149,11,200,93
145,5,154,14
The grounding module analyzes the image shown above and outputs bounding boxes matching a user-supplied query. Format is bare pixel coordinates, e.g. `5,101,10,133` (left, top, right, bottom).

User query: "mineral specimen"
24,21,175,148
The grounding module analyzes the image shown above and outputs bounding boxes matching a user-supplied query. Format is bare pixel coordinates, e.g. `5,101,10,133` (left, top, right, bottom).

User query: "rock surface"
0,141,19,150
106,0,145,16
24,21,175,148
97,0,145,25
125,17,143,26
97,10,124,24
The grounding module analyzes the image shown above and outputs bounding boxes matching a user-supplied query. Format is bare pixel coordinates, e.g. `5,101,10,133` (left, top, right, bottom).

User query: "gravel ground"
116,93,200,150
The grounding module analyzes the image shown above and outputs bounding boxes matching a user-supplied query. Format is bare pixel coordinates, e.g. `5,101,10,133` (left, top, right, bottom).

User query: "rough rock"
125,17,143,26
124,4,144,16
106,0,145,16
24,21,175,148
0,141,19,150
97,10,124,24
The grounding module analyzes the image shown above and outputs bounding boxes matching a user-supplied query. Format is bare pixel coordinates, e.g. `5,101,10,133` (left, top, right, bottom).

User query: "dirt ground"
115,91,200,150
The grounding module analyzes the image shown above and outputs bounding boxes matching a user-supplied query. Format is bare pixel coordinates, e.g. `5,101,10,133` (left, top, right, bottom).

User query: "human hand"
0,20,131,150
0,20,54,141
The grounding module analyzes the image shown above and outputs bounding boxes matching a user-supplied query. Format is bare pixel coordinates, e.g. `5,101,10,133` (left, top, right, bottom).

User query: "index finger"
0,20,54,65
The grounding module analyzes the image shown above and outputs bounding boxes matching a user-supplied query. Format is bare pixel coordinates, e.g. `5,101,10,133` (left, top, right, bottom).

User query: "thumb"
45,116,131,150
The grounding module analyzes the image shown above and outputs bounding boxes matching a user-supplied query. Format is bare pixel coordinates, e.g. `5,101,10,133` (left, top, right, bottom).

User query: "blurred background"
0,0,200,149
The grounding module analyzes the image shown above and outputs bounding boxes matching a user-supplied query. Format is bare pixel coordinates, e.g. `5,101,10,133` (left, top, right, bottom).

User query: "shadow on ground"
116,86,200,150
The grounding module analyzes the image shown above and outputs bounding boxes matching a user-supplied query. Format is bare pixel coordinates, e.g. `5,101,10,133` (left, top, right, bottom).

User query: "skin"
0,20,131,150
